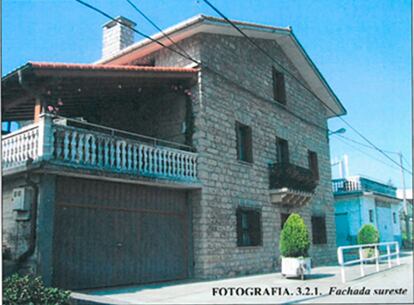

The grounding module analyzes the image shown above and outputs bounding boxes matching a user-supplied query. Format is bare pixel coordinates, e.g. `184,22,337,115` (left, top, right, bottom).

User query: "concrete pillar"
35,174,56,286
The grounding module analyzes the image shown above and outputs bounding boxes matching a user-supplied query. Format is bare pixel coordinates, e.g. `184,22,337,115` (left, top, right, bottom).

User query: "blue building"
333,176,402,247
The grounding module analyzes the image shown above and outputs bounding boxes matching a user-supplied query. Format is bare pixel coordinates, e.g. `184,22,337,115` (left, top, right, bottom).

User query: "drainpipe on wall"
16,175,39,267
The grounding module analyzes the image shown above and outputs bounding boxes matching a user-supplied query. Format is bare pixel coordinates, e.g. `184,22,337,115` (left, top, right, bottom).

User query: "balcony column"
37,114,54,161
33,98,43,123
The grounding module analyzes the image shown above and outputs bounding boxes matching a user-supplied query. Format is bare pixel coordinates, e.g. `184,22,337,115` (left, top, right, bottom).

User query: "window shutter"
311,216,327,244
245,126,253,162
236,208,243,246
250,211,261,246
235,123,241,160
273,68,286,104
308,151,319,180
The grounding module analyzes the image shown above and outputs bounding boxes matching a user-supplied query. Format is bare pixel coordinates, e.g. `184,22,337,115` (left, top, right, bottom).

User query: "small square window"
369,209,374,222
236,208,262,247
311,215,327,245
272,67,286,104
236,122,253,163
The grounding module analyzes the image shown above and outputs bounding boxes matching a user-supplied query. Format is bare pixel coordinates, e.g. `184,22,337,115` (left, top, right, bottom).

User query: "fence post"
338,247,346,283
387,244,392,268
359,247,365,277
396,243,401,265
375,245,380,272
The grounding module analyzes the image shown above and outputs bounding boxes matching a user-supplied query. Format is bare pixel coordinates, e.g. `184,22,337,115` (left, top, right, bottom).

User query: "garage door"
52,177,190,289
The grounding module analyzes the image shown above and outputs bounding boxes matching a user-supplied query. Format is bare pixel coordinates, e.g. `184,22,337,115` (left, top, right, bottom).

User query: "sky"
2,0,412,189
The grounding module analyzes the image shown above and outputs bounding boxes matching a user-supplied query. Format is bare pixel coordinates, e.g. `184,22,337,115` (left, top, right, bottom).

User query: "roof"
2,62,198,81
2,62,198,121
97,14,346,118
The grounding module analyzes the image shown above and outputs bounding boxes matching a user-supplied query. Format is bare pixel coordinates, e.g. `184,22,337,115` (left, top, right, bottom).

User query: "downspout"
16,174,39,266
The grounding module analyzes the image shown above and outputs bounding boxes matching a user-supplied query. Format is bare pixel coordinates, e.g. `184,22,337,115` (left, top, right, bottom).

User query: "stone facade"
137,32,337,278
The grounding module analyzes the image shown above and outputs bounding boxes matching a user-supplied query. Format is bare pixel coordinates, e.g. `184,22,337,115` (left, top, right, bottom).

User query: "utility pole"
399,152,411,248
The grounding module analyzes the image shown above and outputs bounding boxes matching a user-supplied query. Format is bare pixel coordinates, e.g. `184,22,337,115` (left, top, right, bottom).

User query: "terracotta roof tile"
28,62,198,73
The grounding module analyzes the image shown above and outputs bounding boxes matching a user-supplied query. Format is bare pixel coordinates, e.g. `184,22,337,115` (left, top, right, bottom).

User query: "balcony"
2,115,198,185
268,162,318,205
332,177,397,198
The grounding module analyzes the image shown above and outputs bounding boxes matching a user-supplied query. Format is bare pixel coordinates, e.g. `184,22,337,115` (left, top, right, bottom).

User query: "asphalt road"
72,252,413,304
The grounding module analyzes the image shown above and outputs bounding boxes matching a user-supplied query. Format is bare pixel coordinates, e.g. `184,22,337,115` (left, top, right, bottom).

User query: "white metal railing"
2,114,198,182
337,241,400,283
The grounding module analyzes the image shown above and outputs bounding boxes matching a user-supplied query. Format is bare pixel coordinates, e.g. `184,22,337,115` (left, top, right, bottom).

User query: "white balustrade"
2,124,39,168
2,116,198,182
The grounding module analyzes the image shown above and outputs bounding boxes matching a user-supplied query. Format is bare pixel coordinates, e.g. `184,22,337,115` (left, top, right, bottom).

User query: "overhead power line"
75,0,411,176
336,134,399,154
333,134,412,175
77,0,330,132
201,0,412,177
75,0,200,65
125,0,193,59
333,135,402,174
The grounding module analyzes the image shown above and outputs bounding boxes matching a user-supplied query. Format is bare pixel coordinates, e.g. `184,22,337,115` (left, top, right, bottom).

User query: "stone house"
333,176,402,246
2,15,346,289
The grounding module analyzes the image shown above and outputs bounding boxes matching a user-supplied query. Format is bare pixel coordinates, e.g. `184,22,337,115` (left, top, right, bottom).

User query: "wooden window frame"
236,207,262,247
276,137,289,164
236,121,253,163
311,215,327,245
308,150,319,180
272,67,286,105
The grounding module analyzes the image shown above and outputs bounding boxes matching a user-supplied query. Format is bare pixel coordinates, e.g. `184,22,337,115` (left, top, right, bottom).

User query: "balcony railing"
332,179,361,193
2,114,198,182
269,162,318,193
332,177,396,197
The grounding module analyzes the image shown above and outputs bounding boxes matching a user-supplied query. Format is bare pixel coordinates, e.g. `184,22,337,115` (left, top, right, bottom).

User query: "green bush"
357,224,379,245
3,274,71,305
279,213,310,257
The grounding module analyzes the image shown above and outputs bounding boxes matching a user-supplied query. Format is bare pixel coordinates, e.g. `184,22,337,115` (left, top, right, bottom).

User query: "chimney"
102,16,136,59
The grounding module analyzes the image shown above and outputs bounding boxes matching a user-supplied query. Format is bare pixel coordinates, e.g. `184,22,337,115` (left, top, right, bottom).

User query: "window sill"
237,160,253,167
274,99,287,107
237,245,263,250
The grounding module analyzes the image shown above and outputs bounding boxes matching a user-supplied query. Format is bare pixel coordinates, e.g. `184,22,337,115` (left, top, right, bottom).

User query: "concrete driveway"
72,252,413,304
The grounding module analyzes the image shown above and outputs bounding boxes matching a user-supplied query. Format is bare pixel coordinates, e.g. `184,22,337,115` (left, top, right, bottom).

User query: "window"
236,122,253,163
272,67,286,104
236,208,262,247
369,209,374,222
280,213,290,229
311,216,327,244
393,212,396,224
308,150,319,180
276,137,289,163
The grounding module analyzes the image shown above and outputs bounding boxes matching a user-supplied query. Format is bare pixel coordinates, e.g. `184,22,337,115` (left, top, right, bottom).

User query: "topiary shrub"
357,224,379,259
357,224,379,245
279,213,310,257
3,274,71,305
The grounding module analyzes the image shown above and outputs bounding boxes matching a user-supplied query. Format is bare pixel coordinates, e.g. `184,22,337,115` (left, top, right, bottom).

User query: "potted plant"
357,224,379,261
279,213,311,279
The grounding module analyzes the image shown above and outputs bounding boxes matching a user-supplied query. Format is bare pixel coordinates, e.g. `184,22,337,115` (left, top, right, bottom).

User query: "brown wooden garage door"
52,177,190,289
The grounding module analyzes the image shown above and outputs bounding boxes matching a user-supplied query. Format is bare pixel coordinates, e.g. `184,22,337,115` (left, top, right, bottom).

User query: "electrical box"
12,187,33,211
